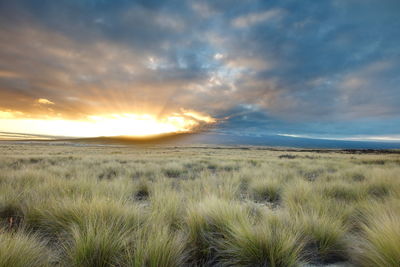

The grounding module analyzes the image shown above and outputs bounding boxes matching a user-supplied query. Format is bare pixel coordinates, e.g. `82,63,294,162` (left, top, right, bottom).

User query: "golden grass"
0,144,399,266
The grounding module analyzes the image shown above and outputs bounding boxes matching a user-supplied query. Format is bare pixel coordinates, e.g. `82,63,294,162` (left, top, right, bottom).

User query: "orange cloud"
37,98,55,105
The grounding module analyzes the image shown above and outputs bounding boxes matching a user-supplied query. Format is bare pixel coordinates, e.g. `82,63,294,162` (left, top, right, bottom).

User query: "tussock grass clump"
183,161,207,172
282,179,313,207
149,184,185,229
352,204,400,267
219,162,240,172
131,169,157,180
351,172,365,182
299,167,324,181
285,184,352,263
133,179,151,201
97,165,121,180
365,180,391,199
249,178,281,205
185,197,252,265
0,230,51,267
198,176,242,200
321,182,362,202
0,189,25,230
279,154,297,159
128,225,187,267
247,159,261,166
162,162,187,178
25,197,143,237
216,213,304,267
294,209,349,264
65,219,131,267
238,176,251,192
0,205,23,230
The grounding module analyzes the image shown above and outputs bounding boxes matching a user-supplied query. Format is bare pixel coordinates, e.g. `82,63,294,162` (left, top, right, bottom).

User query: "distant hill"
32,133,400,149
2,131,400,149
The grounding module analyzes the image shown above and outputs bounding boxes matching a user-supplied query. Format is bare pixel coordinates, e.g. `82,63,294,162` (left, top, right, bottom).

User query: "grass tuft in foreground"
351,201,400,267
0,230,51,267
216,212,303,267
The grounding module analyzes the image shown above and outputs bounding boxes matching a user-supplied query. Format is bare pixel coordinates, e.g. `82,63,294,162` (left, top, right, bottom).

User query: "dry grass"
0,143,399,266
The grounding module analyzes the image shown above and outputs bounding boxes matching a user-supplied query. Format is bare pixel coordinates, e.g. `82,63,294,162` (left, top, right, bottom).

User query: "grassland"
0,143,399,267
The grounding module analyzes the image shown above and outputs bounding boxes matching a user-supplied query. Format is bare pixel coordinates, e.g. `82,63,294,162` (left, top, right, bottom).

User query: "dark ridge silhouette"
1,131,400,150
62,132,197,145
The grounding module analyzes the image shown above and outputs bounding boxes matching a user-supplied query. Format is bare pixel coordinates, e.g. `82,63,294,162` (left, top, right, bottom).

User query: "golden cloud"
37,98,55,105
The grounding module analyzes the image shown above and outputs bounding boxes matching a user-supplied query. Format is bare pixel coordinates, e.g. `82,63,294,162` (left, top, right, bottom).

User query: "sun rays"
0,109,216,137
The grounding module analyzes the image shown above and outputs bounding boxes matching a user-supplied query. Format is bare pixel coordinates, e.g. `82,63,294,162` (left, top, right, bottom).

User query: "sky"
0,0,399,140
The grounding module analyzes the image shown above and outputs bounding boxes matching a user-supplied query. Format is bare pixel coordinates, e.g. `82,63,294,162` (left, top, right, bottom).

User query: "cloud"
0,0,399,137
232,9,284,28
337,60,398,118
37,98,54,105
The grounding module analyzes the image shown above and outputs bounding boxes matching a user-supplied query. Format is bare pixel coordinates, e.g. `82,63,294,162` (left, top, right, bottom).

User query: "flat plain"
0,143,399,267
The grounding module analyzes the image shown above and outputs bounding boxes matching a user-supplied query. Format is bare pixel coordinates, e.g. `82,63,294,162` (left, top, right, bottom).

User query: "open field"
0,144,399,267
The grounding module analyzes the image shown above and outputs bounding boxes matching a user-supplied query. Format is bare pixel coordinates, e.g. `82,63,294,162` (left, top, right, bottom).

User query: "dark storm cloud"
0,0,399,137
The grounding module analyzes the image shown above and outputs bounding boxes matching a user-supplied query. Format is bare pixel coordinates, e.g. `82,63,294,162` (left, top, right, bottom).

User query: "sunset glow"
0,0,399,144
0,110,216,138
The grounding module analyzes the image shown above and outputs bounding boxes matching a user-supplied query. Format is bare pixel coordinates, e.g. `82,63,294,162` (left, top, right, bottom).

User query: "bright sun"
0,110,216,138
84,113,202,137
